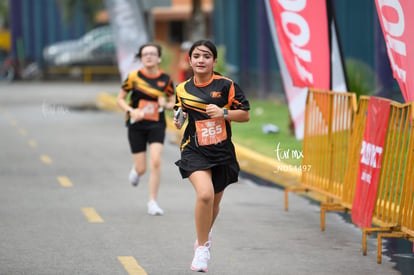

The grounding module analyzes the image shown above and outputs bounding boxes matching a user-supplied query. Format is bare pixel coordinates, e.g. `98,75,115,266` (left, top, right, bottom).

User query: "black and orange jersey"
175,73,250,163
122,68,174,126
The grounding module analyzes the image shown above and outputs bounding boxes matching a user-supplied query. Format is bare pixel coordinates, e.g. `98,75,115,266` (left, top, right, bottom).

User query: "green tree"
345,58,376,99
0,0,8,28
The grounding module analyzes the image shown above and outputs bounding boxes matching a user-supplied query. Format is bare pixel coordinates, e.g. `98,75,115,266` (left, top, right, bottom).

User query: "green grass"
231,100,303,165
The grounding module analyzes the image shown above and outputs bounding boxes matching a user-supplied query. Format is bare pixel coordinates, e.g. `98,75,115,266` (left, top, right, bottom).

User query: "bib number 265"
195,118,227,146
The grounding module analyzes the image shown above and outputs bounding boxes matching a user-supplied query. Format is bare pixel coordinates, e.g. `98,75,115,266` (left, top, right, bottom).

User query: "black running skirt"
175,149,240,193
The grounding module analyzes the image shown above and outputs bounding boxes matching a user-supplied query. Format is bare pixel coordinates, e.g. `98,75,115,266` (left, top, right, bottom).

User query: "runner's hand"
174,108,186,129
130,109,144,122
206,104,223,118
158,96,166,109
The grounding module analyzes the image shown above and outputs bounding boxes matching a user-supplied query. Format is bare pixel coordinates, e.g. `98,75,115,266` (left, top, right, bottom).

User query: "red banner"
351,97,391,228
267,0,330,89
375,0,414,102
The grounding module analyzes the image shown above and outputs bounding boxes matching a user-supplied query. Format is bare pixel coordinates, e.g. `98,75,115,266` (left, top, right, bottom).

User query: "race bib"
138,100,159,121
195,118,227,146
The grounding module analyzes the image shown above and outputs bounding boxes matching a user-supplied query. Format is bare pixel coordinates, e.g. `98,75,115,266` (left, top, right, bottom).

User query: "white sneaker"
191,242,211,272
194,230,213,251
147,200,164,216
128,166,140,187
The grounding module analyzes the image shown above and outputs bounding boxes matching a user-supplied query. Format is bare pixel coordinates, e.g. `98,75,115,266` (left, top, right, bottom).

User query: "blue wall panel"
213,0,282,97
10,0,88,65
333,0,375,68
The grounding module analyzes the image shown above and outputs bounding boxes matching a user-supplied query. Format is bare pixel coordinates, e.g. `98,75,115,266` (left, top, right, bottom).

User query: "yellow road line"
28,139,38,148
81,207,104,223
19,128,27,136
57,176,73,187
40,154,52,164
117,256,148,275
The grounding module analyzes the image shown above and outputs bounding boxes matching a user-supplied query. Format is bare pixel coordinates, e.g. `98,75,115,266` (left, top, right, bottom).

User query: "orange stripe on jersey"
122,69,171,98
165,79,174,96
133,77,165,98
122,70,139,91
176,82,208,112
181,97,207,111
182,104,207,114
180,136,191,151
227,83,235,108
176,82,200,101
139,68,162,79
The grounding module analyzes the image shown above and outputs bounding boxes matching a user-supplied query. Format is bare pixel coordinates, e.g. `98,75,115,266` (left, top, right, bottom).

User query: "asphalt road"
0,81,403,274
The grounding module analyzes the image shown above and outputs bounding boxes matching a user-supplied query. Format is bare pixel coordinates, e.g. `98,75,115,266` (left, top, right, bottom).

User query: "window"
169,21,184,43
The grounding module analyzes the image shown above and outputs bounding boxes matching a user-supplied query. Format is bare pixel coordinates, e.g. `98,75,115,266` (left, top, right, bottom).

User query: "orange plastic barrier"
349,99,414,259
320,96,368,231
372,102,414,263
294,90,414,263
285,88,357,210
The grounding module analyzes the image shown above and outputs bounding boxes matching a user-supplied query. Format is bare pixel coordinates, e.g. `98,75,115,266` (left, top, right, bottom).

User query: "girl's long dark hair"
188,40,217,59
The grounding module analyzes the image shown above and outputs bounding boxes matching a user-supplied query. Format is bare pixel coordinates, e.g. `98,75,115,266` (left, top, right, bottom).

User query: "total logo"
360,140,383,169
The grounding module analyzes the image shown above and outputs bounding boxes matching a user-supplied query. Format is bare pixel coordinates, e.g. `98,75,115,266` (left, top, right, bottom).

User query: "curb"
96,92,303,190
96,92,123,113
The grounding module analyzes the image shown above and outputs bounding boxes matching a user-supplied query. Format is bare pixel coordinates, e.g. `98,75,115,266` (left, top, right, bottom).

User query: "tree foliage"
0,0,8,28
345,58,376,98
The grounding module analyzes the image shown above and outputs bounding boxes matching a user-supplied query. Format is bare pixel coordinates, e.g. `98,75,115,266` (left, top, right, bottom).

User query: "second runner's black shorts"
128,124,166,153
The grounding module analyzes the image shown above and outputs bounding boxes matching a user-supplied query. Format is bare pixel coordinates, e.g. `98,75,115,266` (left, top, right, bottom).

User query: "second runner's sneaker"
128,166,140,187
147,200,164,216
